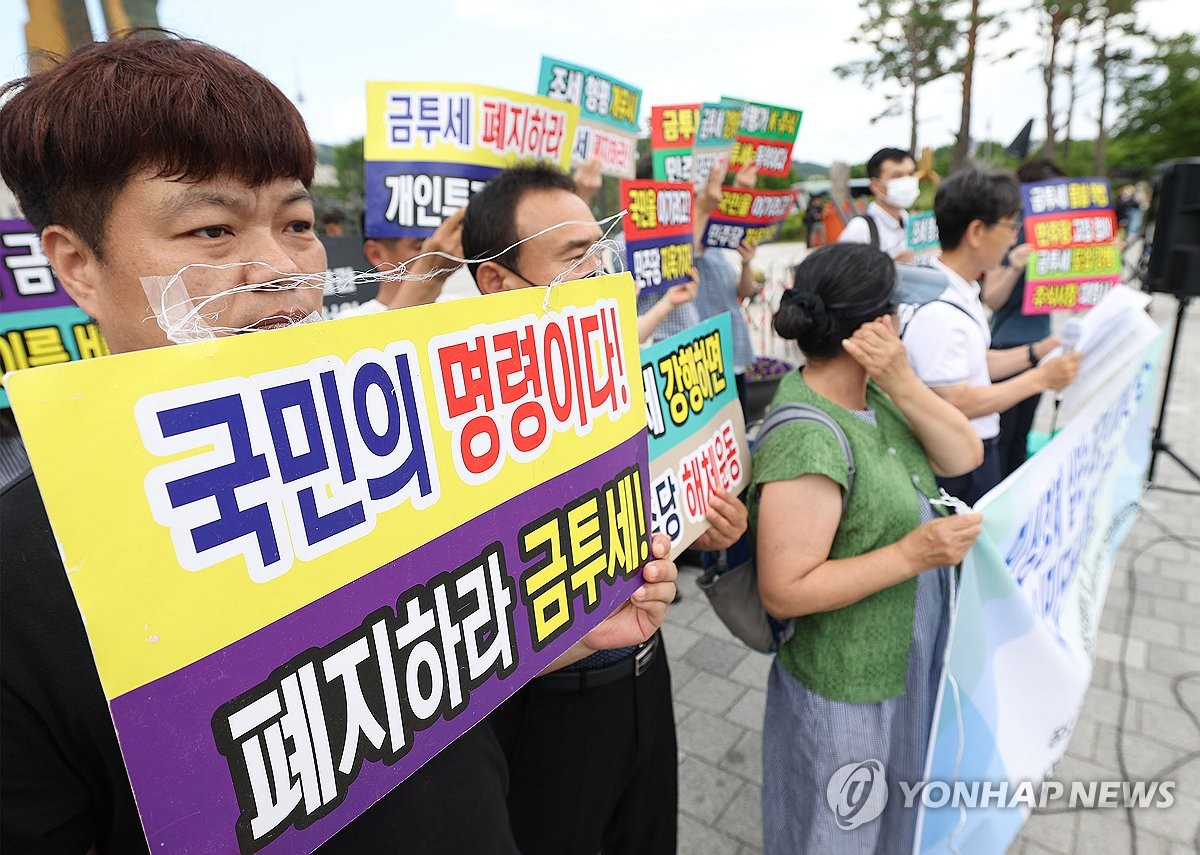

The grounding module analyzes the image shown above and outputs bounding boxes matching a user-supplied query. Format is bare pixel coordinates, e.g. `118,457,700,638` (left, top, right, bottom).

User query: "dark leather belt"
532,633,660,692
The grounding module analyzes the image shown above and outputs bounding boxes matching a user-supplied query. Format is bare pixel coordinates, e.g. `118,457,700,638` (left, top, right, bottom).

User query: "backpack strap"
754,403,856,513
899,298,982,341
854,214,881,251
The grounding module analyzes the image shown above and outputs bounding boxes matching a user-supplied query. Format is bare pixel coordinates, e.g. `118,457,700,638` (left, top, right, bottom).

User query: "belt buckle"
634,636,658,677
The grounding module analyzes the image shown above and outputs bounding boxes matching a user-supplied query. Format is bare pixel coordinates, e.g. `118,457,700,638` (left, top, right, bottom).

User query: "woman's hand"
841,315,914,392
897,512,982,571
693,489,748,551
665,268,700,305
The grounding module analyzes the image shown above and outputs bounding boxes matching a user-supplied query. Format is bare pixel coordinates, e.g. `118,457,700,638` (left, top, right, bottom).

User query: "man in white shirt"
838,147,920,262
903,169,1080,504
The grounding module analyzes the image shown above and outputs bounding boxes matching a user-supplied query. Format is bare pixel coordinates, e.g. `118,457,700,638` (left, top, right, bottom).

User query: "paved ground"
667,291,1200,854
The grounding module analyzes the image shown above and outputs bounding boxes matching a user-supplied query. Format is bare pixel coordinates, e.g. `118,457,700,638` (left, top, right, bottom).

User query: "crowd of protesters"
1,33,1087,855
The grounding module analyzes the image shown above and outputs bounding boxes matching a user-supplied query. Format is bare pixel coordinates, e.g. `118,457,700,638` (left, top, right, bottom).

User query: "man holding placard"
463,161,748,855
0,35,679,855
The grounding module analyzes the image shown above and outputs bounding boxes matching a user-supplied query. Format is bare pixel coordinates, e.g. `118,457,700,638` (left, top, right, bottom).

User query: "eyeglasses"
993,218,1022,234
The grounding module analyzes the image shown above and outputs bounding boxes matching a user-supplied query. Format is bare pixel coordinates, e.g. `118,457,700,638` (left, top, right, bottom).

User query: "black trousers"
323,723,519,854
996,392,1042,479
488,636,677,855
936,439,1002,507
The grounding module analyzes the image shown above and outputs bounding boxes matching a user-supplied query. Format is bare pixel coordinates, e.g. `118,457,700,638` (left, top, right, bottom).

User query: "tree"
835,0,960,155
1092,0,1141,174
1037,0,1086,158
330,137,365,202
951,0,981,172
1059,1,1094,160
1108,34,1200,173
950,0,1017,173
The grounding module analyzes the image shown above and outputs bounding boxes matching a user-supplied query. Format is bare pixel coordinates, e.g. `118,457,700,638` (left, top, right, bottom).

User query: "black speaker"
1144,158,1200,297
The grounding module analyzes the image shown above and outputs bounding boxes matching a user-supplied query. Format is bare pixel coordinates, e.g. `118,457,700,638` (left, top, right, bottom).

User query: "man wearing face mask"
838,147,920,263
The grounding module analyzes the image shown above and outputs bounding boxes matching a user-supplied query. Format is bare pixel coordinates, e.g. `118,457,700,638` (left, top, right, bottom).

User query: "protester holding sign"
463,161,747,855
751,243,984,854
904,169,1081,504
980,158,1067,477
0,36,679,855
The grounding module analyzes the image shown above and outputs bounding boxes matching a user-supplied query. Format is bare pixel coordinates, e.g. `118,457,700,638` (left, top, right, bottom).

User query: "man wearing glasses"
461,162,748,855
902,169,1081,504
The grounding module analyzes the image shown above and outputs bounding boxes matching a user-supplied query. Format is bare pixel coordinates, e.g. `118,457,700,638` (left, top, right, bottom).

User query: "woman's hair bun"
775,288,830,349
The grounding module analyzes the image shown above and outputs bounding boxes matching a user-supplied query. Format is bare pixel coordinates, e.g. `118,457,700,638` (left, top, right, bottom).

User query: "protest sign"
0,218,109,407
1021,177,1121,314
701,187,798,249
640,314,749,558
364,82,578,239
722,97,802,177
693,102,742,186
650,103,700,184
650,102,740,187
619,179,695,295
906,210,940,257
915,305,1162,853
1055,286,1160,421
538,56,641,178
5,274,649,854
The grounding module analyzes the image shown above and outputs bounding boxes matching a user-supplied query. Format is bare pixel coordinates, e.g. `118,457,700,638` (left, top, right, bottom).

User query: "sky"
3,0,1199,168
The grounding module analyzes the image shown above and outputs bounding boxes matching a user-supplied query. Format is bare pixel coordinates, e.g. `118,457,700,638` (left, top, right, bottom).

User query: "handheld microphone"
1060,318,1083,355
1049,318,1084,436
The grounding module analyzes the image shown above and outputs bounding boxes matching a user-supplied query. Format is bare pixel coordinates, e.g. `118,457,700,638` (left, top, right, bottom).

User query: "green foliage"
779,212,808,242
1108,33,1200,174
329,137,365,200
834,0,960,150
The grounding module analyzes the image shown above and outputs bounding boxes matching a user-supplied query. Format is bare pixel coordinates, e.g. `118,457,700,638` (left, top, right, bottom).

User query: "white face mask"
882,175,920,209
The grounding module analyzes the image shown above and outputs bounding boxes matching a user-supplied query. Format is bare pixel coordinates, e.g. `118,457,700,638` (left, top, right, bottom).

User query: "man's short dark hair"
934,168,1021,250
461,162,576,281
0,33,314,258
866,147,915,180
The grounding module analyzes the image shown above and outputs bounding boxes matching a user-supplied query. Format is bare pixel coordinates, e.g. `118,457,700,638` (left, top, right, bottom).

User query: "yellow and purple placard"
649,102,740,187
364,82,578,239
1021,177,1121,314
701,187,798,249
619,179,694,295
722,97,802,178
537,56,641,178
5,275,649,854
0,218,108,407
641,314,749,559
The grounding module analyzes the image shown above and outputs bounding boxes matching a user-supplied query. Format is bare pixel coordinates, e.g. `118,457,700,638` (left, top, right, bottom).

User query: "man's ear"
39,225,103,318
474,260,509,295
362,239,392,270
964,218,988,248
